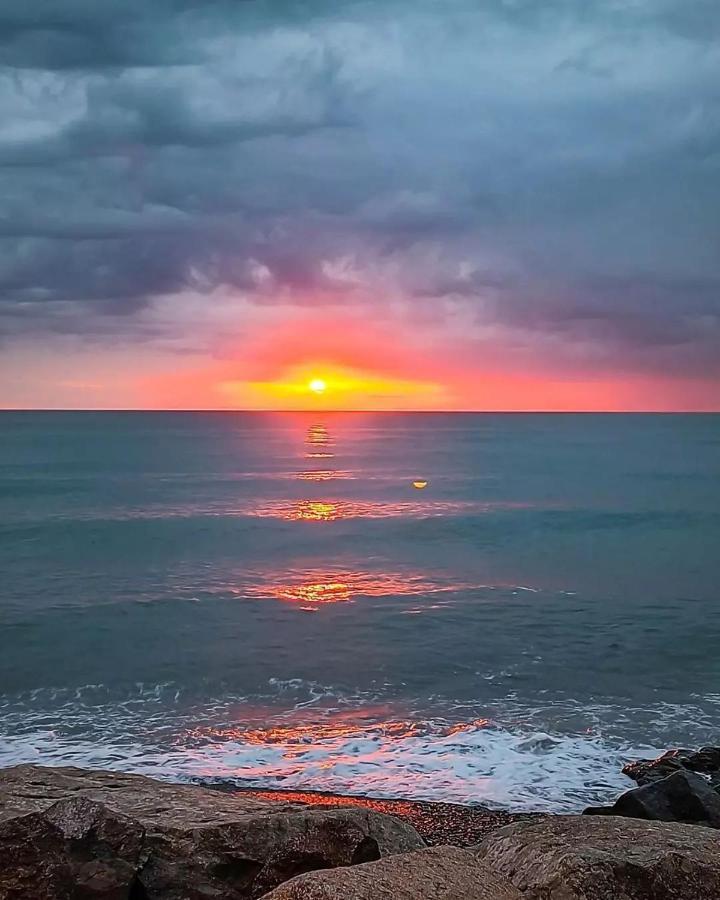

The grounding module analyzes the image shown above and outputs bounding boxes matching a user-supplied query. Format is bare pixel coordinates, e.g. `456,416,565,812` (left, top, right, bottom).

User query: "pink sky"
3,307,718,411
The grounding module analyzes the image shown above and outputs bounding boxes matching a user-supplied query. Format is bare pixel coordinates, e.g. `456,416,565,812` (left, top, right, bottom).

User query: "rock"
0,765,423,899
259,845,522,899
623,746,720,786
623,750,693,785
0,796,145,900
0,764,297,825
475,814,720,899
691,746,720,773
584,769,720,827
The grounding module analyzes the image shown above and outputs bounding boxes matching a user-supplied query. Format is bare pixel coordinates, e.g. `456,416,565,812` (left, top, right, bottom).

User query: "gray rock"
475,814,720,899
0,765,423,899
623,746,720,786
259,845,522,899
584,769,720,827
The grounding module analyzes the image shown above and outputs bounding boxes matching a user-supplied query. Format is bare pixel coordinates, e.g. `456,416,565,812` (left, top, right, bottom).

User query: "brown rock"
475,814,720,899
0,766,423,899
0,764,291,825
259,845,522,899
0,796,145,900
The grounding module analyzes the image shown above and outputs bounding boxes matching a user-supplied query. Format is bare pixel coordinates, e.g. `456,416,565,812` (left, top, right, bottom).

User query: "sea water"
1,411,719,811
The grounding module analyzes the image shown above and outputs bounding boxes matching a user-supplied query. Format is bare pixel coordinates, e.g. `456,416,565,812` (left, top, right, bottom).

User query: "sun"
308,378,327,395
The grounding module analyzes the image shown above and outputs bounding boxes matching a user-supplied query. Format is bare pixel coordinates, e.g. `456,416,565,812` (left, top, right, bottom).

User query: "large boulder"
475,814,720,899
584,769,720,827
0,765,423,899
623,747,720,786
259,845,522,899
0,796,145,900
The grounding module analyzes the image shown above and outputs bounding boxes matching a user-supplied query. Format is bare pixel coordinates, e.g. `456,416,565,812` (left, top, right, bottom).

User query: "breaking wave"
4,678,718,812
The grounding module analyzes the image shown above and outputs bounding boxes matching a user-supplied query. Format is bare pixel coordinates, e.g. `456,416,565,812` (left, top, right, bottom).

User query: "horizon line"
2,408,719,415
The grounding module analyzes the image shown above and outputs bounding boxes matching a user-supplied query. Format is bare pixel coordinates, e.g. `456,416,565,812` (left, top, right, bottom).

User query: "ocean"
1,411,719,812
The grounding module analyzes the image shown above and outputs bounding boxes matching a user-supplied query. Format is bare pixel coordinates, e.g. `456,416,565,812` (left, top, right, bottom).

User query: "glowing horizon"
3,310,719,413
234,361,445,411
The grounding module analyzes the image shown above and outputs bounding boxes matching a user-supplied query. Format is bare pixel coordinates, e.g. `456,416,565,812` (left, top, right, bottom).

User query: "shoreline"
4,758,720,897
211,783,542,846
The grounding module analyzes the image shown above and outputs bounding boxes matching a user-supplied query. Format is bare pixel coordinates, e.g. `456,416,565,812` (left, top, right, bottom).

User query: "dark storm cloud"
0,0,719,375
0,0,210,69
490,274,720,374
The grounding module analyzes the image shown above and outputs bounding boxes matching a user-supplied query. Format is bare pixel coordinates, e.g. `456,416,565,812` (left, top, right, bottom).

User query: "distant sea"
1,411,719,812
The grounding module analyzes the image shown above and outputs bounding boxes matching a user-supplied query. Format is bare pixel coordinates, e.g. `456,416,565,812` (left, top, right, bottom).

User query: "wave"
0,718,646,813
5,680,720,813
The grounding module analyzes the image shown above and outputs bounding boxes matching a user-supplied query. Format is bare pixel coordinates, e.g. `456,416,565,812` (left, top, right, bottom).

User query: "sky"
1,0,719,410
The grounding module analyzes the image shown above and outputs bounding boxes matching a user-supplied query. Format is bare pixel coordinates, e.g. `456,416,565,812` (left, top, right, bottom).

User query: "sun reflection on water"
245,569,472,609
306,424,331,445
269,579,352,606
169,708,514,805
251,498,483,521
298,420,342,478
295,470,352,482
292,500,343,521
185,714,493,749
305,424,334,458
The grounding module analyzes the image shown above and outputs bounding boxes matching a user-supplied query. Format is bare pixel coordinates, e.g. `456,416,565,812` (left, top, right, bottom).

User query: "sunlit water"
1,411,719,811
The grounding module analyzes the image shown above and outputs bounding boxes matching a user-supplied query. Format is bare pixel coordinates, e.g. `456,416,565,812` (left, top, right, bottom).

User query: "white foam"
5,681,714,812
0,718,660,813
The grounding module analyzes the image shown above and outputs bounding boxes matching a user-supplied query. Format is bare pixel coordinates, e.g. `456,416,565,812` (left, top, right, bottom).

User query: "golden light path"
246,570,460,605
185,713,492,749
250,498,479,521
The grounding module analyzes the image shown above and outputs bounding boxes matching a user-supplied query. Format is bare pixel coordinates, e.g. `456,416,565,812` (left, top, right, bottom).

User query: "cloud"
0,1,205,69
0,0,718,386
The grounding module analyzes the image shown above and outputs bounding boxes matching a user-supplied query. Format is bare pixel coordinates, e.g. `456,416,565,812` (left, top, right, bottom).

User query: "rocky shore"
2,749,720,898
216,787,538,847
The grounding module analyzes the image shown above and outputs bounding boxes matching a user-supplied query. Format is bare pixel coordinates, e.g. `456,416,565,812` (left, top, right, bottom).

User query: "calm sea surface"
1,411,719,811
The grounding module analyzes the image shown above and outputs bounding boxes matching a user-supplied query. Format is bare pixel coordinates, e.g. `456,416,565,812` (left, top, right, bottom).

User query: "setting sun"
308,378,327,395
231,356,445,410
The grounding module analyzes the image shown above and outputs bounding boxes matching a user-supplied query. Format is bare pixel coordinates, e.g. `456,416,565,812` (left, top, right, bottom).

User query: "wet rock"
623,746,720,786
0,765,423,899
584,769,720,827
475,814,720,899
0,796,145,900
514,734,562,753
692,746,720,773
259,845,522,899
141,803,423,900
0,764,294,825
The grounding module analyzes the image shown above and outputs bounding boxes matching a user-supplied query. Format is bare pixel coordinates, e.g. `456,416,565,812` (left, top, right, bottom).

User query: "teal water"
1,412,719,810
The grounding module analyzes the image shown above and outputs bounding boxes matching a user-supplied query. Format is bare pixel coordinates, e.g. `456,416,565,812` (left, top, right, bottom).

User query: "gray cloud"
0,0,718,377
